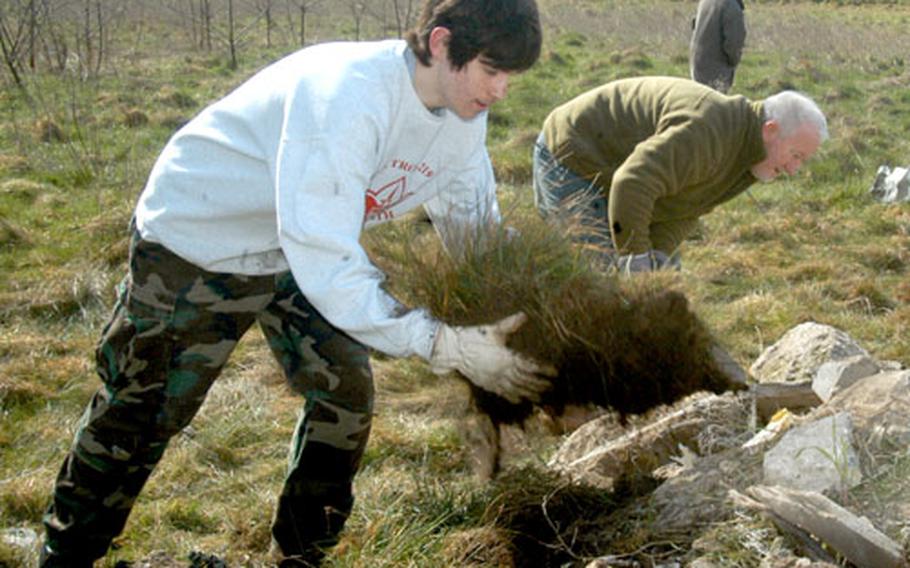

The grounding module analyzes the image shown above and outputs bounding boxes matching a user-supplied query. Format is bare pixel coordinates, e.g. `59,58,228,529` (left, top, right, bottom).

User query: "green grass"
3,1,910,566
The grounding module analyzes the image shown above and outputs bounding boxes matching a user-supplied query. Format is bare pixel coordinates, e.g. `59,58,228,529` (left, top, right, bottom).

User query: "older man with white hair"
532,76,827,272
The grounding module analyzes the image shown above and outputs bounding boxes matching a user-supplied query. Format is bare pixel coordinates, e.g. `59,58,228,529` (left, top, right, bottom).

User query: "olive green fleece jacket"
540,76,766,255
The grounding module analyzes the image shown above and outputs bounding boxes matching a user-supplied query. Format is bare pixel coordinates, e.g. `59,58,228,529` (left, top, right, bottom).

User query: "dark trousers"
42,234,373,564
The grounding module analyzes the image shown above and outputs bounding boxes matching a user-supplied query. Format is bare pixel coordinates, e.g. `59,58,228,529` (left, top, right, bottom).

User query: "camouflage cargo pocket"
94,233,193,402
94,270,176,402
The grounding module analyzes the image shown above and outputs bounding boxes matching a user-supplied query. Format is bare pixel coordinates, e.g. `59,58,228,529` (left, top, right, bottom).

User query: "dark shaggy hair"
406,0,542,72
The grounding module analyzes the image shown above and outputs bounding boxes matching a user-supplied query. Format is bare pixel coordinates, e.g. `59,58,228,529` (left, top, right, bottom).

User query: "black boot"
269,538,325,568
38,543,95,568
277,554,322,568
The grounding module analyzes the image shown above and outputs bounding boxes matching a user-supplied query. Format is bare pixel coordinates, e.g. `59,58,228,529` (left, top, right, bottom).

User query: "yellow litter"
741,408,794,450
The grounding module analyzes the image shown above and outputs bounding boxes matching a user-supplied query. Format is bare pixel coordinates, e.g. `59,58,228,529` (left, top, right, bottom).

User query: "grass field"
2,0,910,566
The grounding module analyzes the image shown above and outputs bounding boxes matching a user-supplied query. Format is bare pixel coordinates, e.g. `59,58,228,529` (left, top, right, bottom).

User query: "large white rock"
750,322,869,384
812,354,880,402
762,412,862,494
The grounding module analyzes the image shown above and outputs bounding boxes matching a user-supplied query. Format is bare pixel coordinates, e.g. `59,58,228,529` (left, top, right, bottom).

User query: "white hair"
763,90,828,141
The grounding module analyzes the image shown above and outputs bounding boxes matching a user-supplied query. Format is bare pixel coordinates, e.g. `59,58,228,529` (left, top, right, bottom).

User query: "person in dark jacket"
532,76,827,272
690,0,746,93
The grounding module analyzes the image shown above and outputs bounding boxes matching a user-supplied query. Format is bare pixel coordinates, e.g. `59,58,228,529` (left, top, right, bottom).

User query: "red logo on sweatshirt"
365,176,413,222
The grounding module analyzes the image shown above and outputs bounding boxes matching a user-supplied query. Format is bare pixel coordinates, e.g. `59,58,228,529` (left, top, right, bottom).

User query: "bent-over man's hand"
429,312,557,404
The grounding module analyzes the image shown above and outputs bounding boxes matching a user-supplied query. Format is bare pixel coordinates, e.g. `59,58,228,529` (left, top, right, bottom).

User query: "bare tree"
92,0,102,74
169,0,216,52
75,0,121,77
36,0,70,74
27,0,37,68
0,0,30,87
81,0,92,70
285,0,321,47
187,0,200,49
201,0,213,50
390,0,414,39
158,0,208,52
226,0,236,67
347,0,369,41
201,0,270,69
254,0,273,48
79,0,108,75
0,0,73,84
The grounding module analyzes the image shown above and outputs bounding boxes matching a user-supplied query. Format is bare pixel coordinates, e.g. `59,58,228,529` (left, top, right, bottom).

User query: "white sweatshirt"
135,40,500,360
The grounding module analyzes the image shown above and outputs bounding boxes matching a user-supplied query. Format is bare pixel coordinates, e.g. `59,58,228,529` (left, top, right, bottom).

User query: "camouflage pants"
43,234,373,564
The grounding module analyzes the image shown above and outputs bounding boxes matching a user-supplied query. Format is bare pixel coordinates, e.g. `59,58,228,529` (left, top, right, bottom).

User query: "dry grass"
0,154,30,175
0,216,31,247
0,262,117,320
0,178,53,201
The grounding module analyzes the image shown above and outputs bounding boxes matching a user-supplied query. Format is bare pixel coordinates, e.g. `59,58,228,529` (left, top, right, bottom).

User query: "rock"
549,393,745,490
1,527,39,567
825,370,910,452
751,381,822,422
651,446,763,532
812,355,880,402
759,555,837,567
586,557,642,567
869,164,910,203
587,558,681,567
544,412,627,488
125,551,185,568
710,343,750,386
819,371,910,556
750,322,869,384
0,527,38,550
762,412,862,494
746,485,906,568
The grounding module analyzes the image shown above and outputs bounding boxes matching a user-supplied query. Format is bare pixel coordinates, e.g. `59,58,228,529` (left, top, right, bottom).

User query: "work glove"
616,249,679,274
429,312,556,404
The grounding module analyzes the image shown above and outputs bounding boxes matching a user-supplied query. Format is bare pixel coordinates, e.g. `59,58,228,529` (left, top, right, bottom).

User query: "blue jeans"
532,133,615,255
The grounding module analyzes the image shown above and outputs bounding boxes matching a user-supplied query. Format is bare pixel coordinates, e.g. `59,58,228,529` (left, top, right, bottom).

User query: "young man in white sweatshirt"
40,1,549,566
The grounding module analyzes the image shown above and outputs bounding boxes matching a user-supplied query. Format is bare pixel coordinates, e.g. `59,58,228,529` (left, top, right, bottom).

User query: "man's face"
437,56,512,120
751,121,822,182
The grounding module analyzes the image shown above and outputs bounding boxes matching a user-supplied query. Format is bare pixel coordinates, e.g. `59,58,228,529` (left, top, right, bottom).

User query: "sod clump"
367,211,746,474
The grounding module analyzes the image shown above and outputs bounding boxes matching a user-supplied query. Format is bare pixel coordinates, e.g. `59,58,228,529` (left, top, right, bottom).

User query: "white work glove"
616,249,679,274
429,312,556,404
